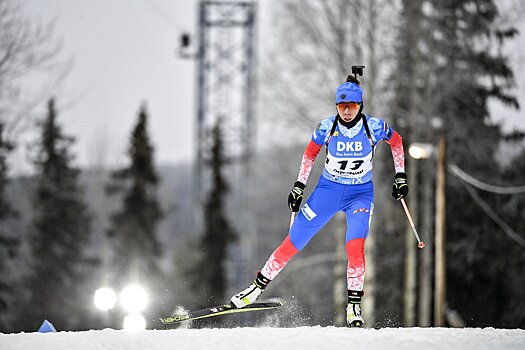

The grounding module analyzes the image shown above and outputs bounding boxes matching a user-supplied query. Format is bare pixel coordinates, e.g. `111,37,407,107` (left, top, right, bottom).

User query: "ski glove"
392,172,409,200
288,181,306,212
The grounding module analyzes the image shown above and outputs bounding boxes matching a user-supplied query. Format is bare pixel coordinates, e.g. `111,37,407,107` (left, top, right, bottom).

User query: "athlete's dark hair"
346,75,360,85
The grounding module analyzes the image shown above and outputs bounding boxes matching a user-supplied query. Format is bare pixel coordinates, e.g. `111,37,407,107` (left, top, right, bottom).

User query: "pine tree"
425,0,519,328
22,99,96,331
391,0,518,157
391,0,519,326
106,104,163,295
190,121,237,307
0,122,19,332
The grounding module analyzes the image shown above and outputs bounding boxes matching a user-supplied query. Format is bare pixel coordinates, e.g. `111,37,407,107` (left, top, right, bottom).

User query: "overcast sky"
14,0,525,174
18,0,198,173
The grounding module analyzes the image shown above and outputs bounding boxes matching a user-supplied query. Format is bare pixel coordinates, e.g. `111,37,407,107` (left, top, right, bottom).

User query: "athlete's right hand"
288,181,306,212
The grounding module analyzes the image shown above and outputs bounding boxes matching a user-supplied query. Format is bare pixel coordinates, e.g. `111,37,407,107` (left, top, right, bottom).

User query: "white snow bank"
1,327,524,350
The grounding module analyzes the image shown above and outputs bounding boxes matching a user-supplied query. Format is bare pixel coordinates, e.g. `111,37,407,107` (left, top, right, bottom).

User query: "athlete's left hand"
392,172,409,200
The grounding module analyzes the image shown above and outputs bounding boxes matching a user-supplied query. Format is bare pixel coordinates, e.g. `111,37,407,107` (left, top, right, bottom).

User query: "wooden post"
403,160,418,327
418,159,433,327
434,138,446,326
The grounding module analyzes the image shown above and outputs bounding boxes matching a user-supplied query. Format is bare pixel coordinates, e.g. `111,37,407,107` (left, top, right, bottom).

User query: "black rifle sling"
361,114,375,157
325,117,339,152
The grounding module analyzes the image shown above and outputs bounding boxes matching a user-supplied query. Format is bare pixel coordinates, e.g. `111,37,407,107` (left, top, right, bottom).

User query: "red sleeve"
297,140,322,184
385,130,405,174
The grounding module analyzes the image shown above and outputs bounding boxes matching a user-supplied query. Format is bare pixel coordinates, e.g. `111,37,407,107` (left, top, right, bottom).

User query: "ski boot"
231,272,270,308
347,290,365,328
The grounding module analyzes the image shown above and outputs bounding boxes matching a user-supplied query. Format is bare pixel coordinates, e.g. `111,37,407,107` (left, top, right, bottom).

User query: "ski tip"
159,314,189,324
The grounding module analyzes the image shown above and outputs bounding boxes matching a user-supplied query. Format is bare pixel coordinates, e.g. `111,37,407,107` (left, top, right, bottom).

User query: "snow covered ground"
2,327,524,350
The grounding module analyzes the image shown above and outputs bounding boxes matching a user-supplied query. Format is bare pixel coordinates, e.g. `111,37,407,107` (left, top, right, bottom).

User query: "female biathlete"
231,74,409,327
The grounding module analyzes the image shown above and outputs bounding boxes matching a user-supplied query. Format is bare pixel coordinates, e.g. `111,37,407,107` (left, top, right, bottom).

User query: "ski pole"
289,211,297,230
400,198,425,249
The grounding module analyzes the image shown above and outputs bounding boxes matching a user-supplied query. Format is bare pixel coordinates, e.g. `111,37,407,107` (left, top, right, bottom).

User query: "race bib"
325,151,373,179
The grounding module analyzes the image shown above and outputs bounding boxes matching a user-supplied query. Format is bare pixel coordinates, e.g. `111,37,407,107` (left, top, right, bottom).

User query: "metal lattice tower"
195,0,256,197
193,0,257,287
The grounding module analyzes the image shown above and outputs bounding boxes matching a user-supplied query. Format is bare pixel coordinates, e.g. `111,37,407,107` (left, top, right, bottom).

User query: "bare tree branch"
259,0,399,132
0,0,66,143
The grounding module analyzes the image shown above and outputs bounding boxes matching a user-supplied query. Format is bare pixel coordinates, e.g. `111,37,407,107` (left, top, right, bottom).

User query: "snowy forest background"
1,0,525,333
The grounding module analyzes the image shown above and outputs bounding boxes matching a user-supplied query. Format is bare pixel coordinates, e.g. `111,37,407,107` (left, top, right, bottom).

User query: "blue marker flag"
38,319,57,333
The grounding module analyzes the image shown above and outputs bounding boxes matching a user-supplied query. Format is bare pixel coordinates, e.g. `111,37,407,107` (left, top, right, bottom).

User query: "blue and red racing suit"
260,114,405,292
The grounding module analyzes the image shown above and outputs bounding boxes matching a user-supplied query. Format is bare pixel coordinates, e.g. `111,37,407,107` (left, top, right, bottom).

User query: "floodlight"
120,285,148,313
94,287,117,311
123,314,146,331
409,143,435,160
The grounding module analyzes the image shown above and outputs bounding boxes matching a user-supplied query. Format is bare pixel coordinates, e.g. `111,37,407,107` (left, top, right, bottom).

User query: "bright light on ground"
94,287,117,311
123,314,146,331
120,285,148,313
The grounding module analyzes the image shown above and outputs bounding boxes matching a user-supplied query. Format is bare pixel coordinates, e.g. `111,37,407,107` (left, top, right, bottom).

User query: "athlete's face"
336,102,360,123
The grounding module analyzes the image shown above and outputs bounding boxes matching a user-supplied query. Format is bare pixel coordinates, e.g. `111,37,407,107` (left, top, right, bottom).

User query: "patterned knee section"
261,234,299,280
346,238,366,291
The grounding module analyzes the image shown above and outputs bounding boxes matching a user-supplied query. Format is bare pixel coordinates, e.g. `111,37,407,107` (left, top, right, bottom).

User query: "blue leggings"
290,176,374,251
